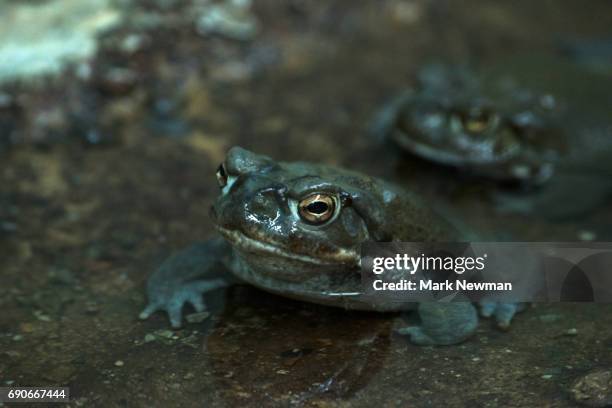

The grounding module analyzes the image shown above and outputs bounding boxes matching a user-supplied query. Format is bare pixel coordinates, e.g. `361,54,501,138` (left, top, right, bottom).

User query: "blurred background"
1,1,612,406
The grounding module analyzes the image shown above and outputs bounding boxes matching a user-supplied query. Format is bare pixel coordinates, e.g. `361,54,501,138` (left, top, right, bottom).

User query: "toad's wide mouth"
215,226,360,266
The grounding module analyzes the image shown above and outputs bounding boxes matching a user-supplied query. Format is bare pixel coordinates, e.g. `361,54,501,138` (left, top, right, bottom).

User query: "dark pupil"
307,201,328,214
477,113,488,122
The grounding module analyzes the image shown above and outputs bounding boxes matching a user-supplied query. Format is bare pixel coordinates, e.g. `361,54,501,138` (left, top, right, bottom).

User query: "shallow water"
1,0,612,406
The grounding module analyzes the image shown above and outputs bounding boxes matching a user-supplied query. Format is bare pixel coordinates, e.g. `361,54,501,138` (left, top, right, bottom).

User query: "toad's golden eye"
298,194,336,225
216,163,228,188
460,109,494,134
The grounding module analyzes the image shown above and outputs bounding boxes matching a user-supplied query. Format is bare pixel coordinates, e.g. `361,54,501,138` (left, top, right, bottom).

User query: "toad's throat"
215,226,360,266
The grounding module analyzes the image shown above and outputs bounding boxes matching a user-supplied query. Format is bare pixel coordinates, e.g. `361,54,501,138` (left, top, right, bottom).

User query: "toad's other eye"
460,109,495,134
298,193,337,225
216,163,228,188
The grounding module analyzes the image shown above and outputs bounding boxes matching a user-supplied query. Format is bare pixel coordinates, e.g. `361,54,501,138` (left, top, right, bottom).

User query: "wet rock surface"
1,0,612,407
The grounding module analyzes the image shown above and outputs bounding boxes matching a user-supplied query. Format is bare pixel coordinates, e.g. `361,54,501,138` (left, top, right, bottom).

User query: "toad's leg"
397,302,478,346
479,301,526,329
139,238,236,328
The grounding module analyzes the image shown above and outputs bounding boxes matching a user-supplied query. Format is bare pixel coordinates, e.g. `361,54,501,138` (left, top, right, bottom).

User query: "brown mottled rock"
571,370,612,407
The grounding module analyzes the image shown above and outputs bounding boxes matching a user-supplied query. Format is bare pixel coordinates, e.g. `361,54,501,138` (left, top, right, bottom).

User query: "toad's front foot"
139,240,233,328
397,302,478,346
479,301,525,330
139,279,227,328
